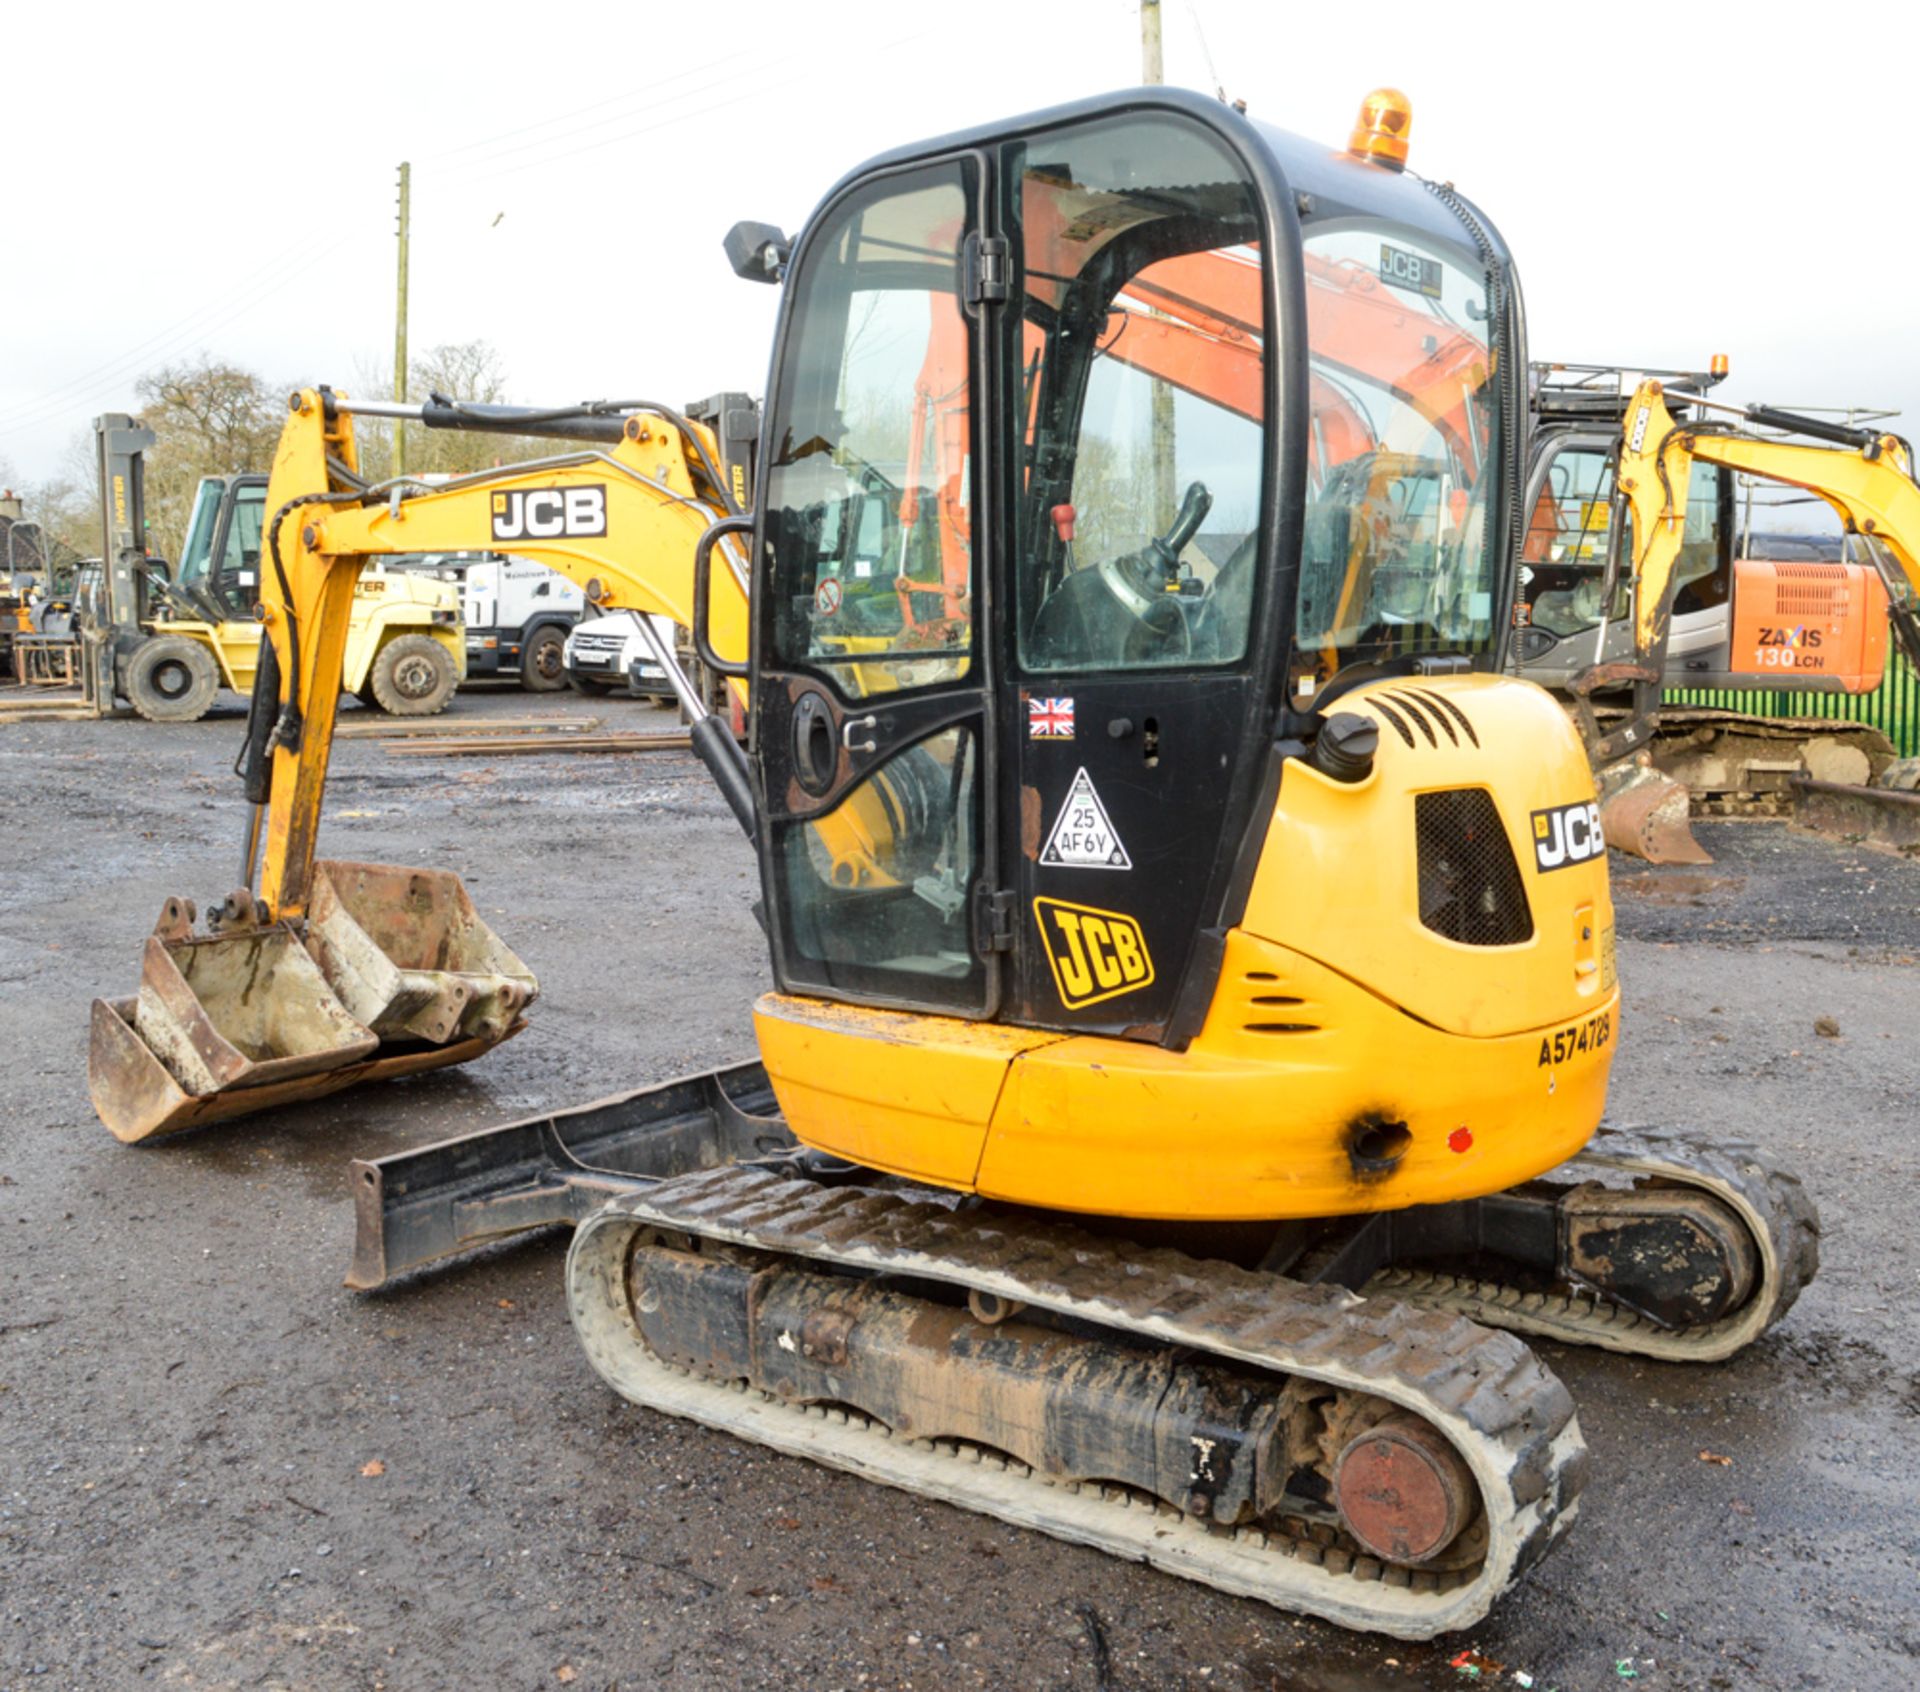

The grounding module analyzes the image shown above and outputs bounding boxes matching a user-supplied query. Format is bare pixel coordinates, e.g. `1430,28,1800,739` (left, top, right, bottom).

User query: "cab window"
1011,115,1266,674
758,165,976,701
1520,446,1630,638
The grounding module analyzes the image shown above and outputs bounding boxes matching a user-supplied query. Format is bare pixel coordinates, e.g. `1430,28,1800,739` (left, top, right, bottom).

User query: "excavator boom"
1618,379,1920,673
89,392,754,1141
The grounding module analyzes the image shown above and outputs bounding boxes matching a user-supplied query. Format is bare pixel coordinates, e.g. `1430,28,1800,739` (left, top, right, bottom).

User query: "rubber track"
1370,1127,1821,1362
567,1165,1588,1639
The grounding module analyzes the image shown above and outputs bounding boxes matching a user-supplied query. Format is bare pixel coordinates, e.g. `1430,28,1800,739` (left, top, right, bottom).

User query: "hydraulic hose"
419,395,742,515
235,632,279,804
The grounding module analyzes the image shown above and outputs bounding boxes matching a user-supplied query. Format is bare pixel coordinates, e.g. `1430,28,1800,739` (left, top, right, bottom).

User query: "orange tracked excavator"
88,89,1821,1638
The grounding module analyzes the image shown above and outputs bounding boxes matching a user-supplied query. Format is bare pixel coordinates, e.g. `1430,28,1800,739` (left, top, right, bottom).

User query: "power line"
0,247,314,428
1182,0,1226,100
431,26,939,191
435,81,779,188
417,45,765,168
0,238,372,444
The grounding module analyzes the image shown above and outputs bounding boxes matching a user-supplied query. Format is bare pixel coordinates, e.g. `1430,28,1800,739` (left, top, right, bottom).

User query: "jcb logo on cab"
490,485,608,542
1531,800,1604,873
1034,897,1154,1010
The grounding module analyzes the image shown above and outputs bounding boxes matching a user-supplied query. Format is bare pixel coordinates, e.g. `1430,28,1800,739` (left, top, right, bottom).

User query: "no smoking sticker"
1040,767,1131,870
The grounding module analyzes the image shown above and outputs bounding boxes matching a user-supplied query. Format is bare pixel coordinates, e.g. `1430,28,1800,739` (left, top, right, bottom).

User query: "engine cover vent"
1416,789,1533,947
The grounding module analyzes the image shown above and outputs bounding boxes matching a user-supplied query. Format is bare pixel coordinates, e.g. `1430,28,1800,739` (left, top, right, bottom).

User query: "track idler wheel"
1333,1413,1478,1566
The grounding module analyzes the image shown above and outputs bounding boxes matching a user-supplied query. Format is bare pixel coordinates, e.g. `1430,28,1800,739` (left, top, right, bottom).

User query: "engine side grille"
1416,789,1533,946
1772,582,1849,615
1365,686,1481,749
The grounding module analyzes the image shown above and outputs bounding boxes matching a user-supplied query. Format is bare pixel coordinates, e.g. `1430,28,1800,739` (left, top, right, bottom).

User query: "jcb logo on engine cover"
1034,897,1154,1010
491,485,607,542
1531,800,1605,872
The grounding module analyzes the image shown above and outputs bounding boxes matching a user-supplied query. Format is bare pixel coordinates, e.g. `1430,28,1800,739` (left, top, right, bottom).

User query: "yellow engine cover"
755,674,1619,1222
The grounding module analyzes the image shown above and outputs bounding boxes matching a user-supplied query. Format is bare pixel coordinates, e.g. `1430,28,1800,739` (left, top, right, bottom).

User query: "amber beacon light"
1348,87,1413,171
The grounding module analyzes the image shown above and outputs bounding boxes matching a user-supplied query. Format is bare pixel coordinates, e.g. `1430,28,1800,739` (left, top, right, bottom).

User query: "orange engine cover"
1729,559,1888,690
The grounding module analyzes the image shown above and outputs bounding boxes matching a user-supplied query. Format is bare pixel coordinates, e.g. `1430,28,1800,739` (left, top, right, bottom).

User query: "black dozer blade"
346,1061,794,1289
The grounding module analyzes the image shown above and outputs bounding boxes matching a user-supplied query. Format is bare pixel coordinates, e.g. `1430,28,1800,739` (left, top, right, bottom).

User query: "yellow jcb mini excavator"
89,89,1820,1638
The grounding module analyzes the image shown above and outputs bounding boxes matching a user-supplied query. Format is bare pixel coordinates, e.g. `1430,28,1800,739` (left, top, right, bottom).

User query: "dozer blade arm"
88,388,756,1141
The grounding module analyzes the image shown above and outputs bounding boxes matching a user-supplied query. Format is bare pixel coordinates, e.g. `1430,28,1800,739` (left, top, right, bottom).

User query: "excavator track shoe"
569,1165,1587,1639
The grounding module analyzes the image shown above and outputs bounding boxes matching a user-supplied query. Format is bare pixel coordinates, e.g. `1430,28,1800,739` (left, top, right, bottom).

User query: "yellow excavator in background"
87,88,1823,1638
1584,378,1920,855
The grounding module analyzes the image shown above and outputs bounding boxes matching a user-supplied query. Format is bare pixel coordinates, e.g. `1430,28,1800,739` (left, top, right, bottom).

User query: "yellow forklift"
83,414,465,721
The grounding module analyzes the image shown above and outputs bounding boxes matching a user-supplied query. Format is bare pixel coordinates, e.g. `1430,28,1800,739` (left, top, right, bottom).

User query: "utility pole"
1140,0,1163,81
1141,3,1178,536
394,161,411,478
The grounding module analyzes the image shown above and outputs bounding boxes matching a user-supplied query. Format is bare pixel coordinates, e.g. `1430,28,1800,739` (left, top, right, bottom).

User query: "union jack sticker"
1029,696,1075,739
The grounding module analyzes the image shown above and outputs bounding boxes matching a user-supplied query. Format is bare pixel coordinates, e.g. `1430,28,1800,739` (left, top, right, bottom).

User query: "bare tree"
349,340,547,483
133,357,286,560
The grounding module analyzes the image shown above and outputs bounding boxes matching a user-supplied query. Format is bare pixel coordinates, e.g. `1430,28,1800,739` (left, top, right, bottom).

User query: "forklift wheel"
125,635,221,723
370,634,458,716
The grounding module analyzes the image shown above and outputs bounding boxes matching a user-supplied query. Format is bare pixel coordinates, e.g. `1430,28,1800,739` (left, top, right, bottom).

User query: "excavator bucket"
88,864,536,1143
1596,760,1713,866
304,861,534,1046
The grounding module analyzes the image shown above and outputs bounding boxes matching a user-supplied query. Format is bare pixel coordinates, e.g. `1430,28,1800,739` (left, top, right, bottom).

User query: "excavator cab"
1511,385,1735,677
738,92,1619,1210
751,95,1512,1033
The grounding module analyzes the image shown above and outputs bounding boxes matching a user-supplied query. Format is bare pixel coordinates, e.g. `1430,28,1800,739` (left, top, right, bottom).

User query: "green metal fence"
1666,650,1920,756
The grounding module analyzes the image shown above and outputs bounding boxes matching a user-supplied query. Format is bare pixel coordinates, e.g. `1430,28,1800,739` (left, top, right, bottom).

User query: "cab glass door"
1007,114,1269,1035
754,159,995,1014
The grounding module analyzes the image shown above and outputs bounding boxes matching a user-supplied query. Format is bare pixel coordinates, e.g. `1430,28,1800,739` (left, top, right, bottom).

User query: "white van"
562,610,680,702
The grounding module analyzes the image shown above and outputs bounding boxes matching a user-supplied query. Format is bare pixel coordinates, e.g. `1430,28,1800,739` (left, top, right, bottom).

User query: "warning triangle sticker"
1040,767,1132,870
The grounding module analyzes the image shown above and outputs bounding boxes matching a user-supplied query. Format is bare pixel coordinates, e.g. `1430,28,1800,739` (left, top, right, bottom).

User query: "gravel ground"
2,689,1917,1692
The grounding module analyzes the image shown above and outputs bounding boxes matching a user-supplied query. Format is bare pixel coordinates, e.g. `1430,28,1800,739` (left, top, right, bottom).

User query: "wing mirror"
724,221,792,284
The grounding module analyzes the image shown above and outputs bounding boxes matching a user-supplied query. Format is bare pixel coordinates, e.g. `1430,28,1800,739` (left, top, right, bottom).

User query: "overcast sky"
3,0,1916,500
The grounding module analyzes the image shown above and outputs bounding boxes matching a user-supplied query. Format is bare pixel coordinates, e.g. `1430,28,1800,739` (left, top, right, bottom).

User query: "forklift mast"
88,413,158,713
